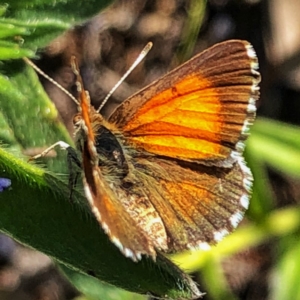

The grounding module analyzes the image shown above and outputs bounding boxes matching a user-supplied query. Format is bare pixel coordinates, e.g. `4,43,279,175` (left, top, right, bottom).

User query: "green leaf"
60,264,147,300
171,206,300,273
0,45,35,60
0,61,71,172
248,118,300,178
245,144,274,220
271,238,300,300
0,22,30,39
0,147,201,299
0,0,111,55
6,0,111,22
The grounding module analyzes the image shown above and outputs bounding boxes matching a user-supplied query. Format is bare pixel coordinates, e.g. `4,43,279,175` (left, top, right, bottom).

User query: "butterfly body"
70,40,260,261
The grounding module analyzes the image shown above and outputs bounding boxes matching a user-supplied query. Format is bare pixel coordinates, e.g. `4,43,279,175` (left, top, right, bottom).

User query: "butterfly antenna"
96,42,153,113
23,57,80,105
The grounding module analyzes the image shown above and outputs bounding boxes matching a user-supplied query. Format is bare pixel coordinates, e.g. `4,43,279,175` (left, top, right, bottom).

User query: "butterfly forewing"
109,40,260,166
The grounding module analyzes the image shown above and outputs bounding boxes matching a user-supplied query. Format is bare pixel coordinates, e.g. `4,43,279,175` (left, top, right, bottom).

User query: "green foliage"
0,147,200,299
0,0,110,52
60,265,146,300
1,0,300,299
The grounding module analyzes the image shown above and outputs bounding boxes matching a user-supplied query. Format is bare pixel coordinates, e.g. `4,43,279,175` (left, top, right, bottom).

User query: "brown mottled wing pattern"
134,157,252,251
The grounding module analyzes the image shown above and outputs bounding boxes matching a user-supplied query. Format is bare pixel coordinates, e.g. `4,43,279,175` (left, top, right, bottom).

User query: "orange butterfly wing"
75,40,260,260
107,40,260,251
110,40,260,165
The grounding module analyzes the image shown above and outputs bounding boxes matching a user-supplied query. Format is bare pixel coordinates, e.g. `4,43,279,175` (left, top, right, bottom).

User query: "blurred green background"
1,0,300,299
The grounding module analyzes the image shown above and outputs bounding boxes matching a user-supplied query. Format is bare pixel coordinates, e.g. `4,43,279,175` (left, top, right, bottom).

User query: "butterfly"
29,40,260,262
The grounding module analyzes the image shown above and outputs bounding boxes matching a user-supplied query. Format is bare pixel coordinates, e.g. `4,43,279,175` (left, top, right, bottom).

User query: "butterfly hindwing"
135,156,251,251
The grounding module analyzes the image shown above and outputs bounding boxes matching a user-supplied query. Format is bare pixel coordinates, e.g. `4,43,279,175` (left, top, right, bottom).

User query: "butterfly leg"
29,141,82,199
29,141,71,161
66,146,81,200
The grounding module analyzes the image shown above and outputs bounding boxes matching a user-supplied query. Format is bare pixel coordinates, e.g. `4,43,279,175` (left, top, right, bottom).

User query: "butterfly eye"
73,114,82,128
